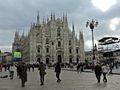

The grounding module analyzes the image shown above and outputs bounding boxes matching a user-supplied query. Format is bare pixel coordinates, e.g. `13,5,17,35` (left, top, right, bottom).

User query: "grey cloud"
0,0,120,51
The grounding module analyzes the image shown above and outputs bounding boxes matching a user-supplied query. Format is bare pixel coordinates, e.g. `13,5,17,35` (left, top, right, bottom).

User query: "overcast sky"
0,0,120,52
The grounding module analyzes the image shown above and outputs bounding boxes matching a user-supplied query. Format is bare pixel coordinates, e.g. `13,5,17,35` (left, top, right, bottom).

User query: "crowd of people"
0,61,62,87
0,60,120,87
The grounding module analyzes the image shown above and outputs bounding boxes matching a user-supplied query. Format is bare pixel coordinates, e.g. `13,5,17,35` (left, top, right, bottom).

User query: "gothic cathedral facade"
12,12,85,64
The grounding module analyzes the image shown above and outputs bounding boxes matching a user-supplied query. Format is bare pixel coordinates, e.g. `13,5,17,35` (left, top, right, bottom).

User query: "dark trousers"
95,74,101,83
21,76,27,87
40,74,44,84
56,73,61,81
21,78,25,87
103,73,107,82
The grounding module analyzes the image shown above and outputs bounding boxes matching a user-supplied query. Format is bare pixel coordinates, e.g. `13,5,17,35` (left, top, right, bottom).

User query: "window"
76,58,79,63
76,48,78,54
69,58,72,63
37,58,41,63
46,38,49,44
37,47,40,53
58,41,61,47
46,48,49,53
52,42,54,45
69,48,72,54
57,27,61,36
69,40,71,45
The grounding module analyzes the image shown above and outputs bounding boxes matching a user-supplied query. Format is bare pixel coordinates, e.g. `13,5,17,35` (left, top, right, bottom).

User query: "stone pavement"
0,68,120,90
63,67,120,75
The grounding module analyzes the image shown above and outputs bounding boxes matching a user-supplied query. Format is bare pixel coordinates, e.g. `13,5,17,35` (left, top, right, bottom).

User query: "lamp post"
86,19,98,61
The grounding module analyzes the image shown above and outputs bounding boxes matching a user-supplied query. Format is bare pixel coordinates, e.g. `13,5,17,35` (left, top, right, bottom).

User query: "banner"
13,52,22,60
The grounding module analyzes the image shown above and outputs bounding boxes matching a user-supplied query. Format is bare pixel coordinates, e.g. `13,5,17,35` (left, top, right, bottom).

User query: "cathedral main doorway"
37,58,41,63
69,57,72,63
76,57,79,63
46,58,49,64
57,55,62,63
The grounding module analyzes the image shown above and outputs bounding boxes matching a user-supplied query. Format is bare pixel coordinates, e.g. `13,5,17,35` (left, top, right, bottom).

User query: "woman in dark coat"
55,62,61,82
19,63,27,87
38,62,46,85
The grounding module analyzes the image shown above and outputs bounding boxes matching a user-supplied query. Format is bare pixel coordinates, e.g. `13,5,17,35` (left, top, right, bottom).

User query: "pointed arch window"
46,38,49,44
76,48,79,54
76,57,79,63
58,41,61,47
69,40,71,45
69,48,72,54
46,47,49,53
37,47,40,53
57,27,61,36
69,57,72,63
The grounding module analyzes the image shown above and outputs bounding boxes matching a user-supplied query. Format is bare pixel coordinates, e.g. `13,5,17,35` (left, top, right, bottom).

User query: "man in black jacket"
94,63,102,83
19,63,27,87
55,62,61,82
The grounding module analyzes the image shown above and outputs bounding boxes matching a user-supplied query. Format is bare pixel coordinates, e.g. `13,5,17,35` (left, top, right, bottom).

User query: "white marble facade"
12,12,85,64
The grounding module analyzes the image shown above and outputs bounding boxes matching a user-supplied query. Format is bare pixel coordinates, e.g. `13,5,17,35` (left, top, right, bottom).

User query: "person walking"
9,64,16,79
0,63,3,72
102,63,110,83
94,63,102,83
19,63,27,87
55,62,61,82
38,62,46,85
76,64,80,73
16,63,21,78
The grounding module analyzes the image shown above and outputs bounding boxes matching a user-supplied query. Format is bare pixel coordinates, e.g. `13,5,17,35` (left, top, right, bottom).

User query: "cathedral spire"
65,13,68,24
47,16,49,22
62,12,65,22
15,30,19,38
72,22,75,38
63,12,68,25
53,12,55,21
79,30,81,39
51,11,53,21
14,30,19,42
72,22,75,33
63,12,65,21
79,30,84,41
37,11,40,25
79,30,81,44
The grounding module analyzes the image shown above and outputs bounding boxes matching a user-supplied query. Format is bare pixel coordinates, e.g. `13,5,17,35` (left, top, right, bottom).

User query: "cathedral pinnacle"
63,12,68,25
65,13,68,24
14,30,19,42
51,11,53,21
62,12,65,21
53,12,55,21
47,16,49,22
72,22,75,33
37,11,40,25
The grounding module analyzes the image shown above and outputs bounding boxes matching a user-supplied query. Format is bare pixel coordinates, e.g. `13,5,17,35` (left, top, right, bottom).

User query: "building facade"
12,12,85,64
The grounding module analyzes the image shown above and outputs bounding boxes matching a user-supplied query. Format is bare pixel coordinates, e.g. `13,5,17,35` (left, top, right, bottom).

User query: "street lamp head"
86,20,89,27
95,21,98,27
90,22,94,30
86,19,98,30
